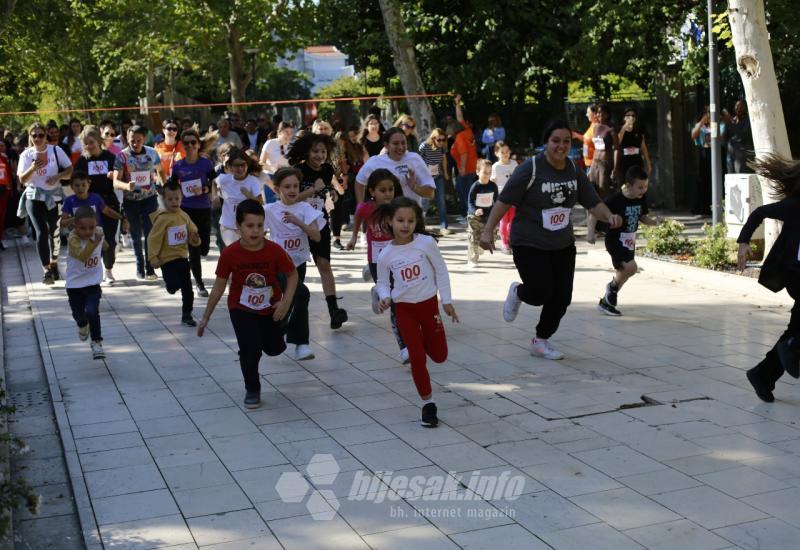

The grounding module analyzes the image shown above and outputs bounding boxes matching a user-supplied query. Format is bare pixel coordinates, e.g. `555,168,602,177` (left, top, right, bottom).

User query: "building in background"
278,46,355,94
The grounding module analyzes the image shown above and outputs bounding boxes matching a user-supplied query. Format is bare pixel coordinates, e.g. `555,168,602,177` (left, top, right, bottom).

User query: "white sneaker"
91,341,106,360
295,344,315,361
370,286,381,315
466,261,478,269
503,282,522,322
399,347,410,365
78,324,89,341
530,338,564,360
104,269,116,286
362,264,371,282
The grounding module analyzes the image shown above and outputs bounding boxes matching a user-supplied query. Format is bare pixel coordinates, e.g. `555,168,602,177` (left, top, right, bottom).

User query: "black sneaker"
776,338,800,379
51,264,60,281
136,270,146,281
746,369,775,403
421,403,438,428
330,307,348,330
244,391,261,409
332,239,344,250
42,269,55,285
196,285,209,298
181,315,197,327
597,297,621,316
604,282,618,307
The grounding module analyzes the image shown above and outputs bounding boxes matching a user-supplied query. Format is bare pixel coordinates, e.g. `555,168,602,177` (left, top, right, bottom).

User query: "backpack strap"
525,154,538,192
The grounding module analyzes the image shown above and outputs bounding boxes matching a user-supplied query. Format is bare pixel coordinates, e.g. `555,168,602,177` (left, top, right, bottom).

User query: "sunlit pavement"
6,220,800,550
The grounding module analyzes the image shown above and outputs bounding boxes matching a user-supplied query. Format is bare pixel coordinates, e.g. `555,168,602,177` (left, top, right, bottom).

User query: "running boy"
147,180,202,326
197,199,298,408
61,171,122,228
65,206,108,359
264,167,325,361
466,159,499,267
597,165,657,316
376,197,458,427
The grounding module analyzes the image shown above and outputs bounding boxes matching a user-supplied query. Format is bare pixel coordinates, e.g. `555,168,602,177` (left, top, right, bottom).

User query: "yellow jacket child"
147,208,201,268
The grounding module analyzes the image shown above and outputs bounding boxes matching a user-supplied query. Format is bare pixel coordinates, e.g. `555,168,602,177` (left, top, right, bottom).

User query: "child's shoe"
91,341,105,359
182,315,197,327
421,403,438,427
78,324,90,341
244,391,261,409
295,344,314,361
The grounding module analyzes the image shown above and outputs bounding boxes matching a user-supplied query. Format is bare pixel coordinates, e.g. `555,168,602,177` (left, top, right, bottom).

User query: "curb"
15,242,98,548
0,269,13,550
583,247,794,308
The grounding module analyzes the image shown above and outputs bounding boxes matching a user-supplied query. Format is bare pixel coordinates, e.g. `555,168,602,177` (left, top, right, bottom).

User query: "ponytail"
751,154,800,199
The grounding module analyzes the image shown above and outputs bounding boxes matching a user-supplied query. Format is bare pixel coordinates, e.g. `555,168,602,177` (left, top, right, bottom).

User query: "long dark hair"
751,154,800,199
285,132,334,166
359,114,384,145
225,146,261,175
372,196,437,240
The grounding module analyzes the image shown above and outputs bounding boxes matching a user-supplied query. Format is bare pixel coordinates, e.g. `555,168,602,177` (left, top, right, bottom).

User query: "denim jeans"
455,173,476,217
67,284,102,341
122,195,158,275
433,175,448,228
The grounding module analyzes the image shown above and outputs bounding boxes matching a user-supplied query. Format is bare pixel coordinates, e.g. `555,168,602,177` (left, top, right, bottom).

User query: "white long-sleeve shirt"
376,234,452,304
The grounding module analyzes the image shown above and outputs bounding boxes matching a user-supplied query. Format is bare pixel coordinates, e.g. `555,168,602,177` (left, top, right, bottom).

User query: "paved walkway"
7,224,800,550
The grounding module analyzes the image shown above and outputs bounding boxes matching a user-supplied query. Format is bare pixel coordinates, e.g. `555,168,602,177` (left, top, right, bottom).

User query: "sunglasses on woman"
183,139,198,146
31,133,45,139
165,126,178,132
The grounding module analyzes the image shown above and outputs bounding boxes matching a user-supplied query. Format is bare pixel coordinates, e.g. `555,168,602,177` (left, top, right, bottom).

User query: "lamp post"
244,48,260,101
707,0,723,224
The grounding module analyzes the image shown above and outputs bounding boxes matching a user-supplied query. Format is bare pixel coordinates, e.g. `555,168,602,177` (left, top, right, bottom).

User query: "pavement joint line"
14,239,98,548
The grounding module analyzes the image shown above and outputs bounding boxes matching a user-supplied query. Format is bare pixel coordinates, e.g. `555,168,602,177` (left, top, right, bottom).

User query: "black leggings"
101,214,119,270
512,244,576,339
25,199,58,267
286,263,311,346
330,184,355,237
750,279,800,390
184,207,212,286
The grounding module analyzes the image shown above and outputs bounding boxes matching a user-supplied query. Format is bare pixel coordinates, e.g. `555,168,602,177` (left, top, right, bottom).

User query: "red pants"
499,207,515,248
395,296,448,398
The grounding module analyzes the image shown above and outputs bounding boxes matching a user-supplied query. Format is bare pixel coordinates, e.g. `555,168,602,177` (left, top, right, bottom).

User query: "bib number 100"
85,256,99,269
400,264,421,282
549,212,567,226
247,293,266,306
284,238,301,250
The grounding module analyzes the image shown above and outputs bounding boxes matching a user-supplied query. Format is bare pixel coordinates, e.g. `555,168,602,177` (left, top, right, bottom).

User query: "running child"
596,165,656,316
467,159,499,267
197,199,298,409
492,141,516,252
375,197,459,427
286,132,349,330
264,167,325,361
346,168,409,363
147,180,202,326
215,147,264,246
65,206,108,359
738,155,800,402
61,171,122,230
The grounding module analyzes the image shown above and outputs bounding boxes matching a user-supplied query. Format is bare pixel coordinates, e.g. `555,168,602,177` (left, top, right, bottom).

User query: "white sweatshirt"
376,233,452,304
264,201,325,267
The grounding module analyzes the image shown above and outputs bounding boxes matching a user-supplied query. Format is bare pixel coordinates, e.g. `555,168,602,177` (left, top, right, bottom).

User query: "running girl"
215,147,263,246
596,166,657,316
197,199,298,409
264,167,325,361
346,169,408,363
738,155,800,402
492,141,516,252
375,197,458,427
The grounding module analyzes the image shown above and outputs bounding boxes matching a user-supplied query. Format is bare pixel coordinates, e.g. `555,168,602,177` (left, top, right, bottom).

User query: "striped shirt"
418,142,444,168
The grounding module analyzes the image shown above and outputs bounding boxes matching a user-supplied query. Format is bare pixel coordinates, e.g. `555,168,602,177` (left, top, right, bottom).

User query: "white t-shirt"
66,237,104,288
17,145,71,190
376,234,452,305
491,161,516,192
260,139,289,173
264,201,326,267
355,152,435,204
216,174,263,229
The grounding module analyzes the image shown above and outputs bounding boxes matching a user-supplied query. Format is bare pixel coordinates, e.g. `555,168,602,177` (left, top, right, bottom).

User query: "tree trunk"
655,83,676,209
144,61,155,114
226,15,251,111
728,0,791,252
378,0,436,138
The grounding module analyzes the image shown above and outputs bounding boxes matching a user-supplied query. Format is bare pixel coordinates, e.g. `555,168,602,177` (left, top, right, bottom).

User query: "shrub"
642,219,694,256
694,223,735,270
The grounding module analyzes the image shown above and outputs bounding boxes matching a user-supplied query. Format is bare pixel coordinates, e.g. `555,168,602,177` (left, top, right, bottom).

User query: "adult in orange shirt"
572,104,598,171
451,94,478,219
154,119,185,178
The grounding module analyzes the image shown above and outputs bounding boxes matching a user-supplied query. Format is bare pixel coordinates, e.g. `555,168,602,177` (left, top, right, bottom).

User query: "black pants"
330,184,355,237
286,263,310,346
694,148,712,216
161,258,193,315
101,213,119,269
25,199,58,266
512,244,576,339
230,308,287,392
184,207,212,286
212,201,224,253
67,285,102,341
750,279,800,389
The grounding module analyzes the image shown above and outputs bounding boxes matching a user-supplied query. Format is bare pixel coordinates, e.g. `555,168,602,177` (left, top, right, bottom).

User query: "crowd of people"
0,93,796,427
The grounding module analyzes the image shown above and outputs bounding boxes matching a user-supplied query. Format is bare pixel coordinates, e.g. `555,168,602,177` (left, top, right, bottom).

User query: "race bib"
475,192,494,208
592,137,606,151
542,207,570,231
620,232,636,251
308,196,325,211
82,252,102,273
240,285,273,311
131,170,151,188
428,164,439,177
181,178,202,196
88,160,108,176
391,252,427,290
282,235,309,265
167,224,188,246
623,147,640,156
370,239,389,261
